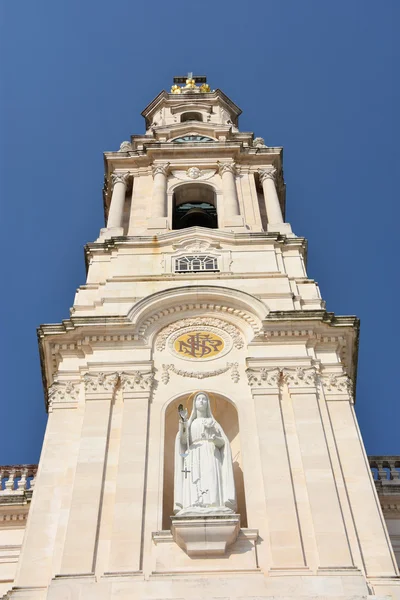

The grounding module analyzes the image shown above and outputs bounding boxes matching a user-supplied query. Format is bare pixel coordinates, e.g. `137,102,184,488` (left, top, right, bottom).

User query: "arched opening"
162,392,247,529
172,183,218,230
180,112,203,122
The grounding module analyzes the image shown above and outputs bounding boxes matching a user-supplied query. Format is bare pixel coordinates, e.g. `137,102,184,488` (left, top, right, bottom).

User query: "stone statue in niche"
174,391,236,516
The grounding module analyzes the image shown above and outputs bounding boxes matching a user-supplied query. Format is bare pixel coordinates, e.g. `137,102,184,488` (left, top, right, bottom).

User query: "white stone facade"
2,79,399,599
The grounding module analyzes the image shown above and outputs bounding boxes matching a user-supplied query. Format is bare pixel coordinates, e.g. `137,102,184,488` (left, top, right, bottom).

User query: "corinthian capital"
246,367,281,388
120,370,154,392
152,162,170,177
48,380,80,407
217,161,236,176
258,167,277,183
282,366,317,388
111,172,130,188
83,372,119,394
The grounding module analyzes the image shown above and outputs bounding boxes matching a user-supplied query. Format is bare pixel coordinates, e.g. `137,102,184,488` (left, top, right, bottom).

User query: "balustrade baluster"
5,469,15,491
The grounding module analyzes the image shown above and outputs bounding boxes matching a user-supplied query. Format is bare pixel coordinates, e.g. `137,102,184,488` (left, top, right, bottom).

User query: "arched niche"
162,391,247,530
172,183,218,229
180,111,203,122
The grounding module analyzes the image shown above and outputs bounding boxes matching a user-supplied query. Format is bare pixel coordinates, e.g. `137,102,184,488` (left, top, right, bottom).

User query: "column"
246,366,306,569
283,366,354,569
259,168,284,224
108,370,154,573
148,163,169,231
107,172,130,228
152,163,169,217
218,161,245,228
60,372,118,575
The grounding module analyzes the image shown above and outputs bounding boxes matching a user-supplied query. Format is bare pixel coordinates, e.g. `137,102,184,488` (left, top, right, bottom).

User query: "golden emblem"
174,331,224,359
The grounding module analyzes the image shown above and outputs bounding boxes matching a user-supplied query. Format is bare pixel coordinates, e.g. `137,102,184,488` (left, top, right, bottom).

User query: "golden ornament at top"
185,77,196,89
170,77,212,94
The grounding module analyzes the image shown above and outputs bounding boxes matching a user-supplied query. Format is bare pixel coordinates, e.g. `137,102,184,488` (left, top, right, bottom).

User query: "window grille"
175,255,219,273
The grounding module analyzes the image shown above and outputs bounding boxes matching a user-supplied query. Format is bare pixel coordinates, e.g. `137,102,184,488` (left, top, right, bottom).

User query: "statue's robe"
174,416,236,515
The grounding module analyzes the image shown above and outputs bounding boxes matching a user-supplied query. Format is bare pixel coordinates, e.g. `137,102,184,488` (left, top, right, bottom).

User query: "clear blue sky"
0,1,398,463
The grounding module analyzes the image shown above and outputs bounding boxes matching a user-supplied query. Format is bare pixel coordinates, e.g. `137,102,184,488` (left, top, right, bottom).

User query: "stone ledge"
171,513,241,557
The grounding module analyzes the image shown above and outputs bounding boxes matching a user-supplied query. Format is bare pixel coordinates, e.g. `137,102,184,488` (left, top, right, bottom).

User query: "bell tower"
7,76,400,600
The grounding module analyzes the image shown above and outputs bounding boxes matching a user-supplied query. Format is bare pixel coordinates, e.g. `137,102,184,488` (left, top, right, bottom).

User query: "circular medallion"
168,327,232,361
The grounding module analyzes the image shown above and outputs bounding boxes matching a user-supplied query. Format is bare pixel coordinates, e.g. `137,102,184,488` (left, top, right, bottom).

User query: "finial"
171,73,212,94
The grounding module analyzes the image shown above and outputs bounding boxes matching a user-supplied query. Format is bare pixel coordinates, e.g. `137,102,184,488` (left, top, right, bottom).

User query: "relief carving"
246,367,281,387
83,372,119,393
120,370,154,391
156,318,243,352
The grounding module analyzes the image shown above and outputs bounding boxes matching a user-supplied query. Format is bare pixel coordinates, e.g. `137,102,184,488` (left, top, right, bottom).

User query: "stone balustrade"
0,465,37,501
369,456,400,494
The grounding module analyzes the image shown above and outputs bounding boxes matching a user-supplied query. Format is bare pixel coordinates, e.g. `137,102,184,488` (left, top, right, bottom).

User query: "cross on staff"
181,466,191,479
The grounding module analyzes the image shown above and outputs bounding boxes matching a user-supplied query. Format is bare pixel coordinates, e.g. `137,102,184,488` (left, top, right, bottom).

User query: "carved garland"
156,317,244,351
162,362,239,384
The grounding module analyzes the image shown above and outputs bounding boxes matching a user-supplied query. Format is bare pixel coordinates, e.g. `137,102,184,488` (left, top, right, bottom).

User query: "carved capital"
320,372,353,396
152,162,170,178
258,168,277,184
48,380,80,407
282,366,317,388
120,370,154,392
217,161,236,176
111,172,130,188
246,367,281,388
83,372,119,394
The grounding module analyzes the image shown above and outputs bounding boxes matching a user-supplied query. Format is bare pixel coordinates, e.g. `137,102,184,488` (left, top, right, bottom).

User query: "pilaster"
107,369,154,575
246,364,307,570
59,372,118,576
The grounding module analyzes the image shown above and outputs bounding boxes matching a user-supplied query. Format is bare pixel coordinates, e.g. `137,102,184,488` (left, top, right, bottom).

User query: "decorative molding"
258,168,277,183
246,367,281,388
217,161,236,176
320,372,353,395
120,370,154,392
161,362,239,384
282,366,317,388
152,163,170,177
83,372,119,393
111,172,130,188
156,318,243,352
